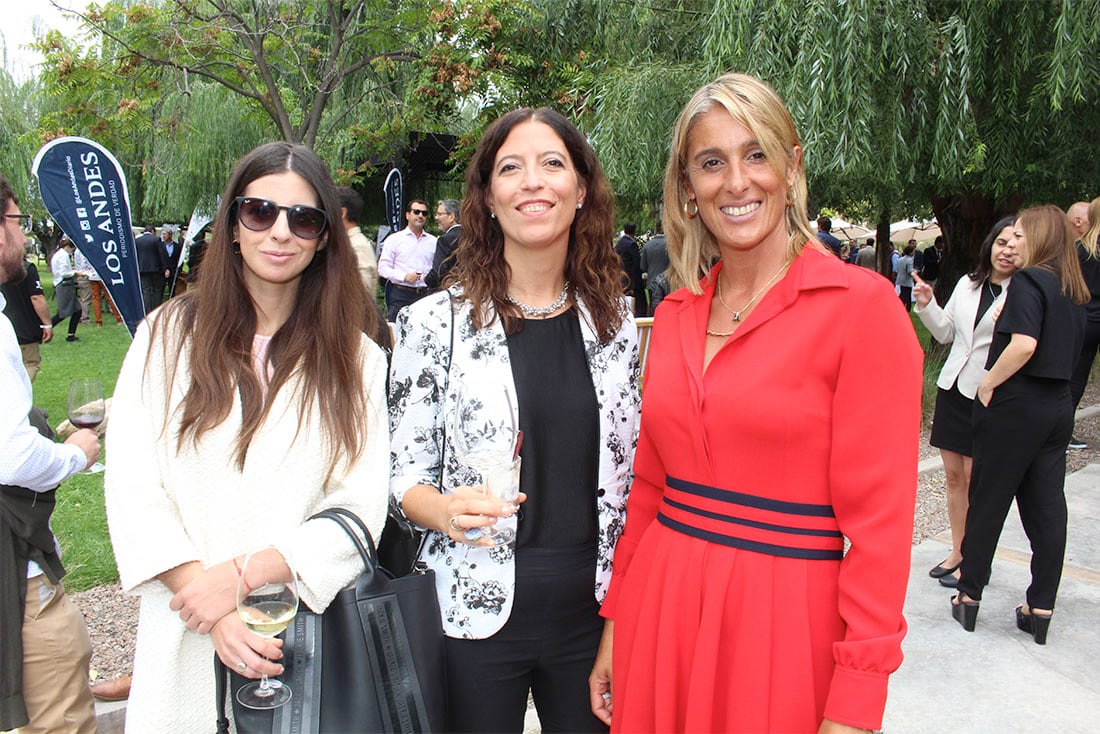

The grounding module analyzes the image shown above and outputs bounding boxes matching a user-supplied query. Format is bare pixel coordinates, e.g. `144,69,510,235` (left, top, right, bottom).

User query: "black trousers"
1070,319,1100,410
443,546,607,734
958,377,1072,610
384,282,428,322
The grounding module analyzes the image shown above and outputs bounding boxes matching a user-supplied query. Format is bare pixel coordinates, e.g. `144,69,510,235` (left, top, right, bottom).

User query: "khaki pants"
19,343,41,382
20,575,96,734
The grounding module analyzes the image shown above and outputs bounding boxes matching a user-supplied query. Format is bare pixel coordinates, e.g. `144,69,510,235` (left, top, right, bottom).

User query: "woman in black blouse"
952,205,1089,643
388,108,639,732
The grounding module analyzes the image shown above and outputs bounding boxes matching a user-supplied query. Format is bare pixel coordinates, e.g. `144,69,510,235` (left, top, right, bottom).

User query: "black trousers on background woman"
958,377,1073,610
1070,319,1100,410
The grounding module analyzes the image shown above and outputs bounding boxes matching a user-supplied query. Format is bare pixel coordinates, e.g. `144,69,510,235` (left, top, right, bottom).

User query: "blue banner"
32,137,144,336
384,168,403,236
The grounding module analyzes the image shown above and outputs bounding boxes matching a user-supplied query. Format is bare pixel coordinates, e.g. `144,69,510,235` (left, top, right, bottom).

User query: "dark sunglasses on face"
409,208,429,216
234,197,328,239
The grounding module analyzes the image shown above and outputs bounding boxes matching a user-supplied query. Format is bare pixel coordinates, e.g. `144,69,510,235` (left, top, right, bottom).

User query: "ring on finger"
236,660,247,673
449,515,461,531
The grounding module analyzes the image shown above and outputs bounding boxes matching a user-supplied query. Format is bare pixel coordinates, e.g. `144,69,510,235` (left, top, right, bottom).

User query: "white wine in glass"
235,549,299,710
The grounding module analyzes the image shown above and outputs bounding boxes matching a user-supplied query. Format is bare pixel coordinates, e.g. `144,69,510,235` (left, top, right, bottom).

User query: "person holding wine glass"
389,107,640,733
1,173,101,734
103,142,390,731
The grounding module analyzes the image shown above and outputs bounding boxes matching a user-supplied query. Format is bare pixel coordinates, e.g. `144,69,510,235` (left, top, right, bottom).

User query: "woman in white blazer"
914,216,1018,587
389,108,639,733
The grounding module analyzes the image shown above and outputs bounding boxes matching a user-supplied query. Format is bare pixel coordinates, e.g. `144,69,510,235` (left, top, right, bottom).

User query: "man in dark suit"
615,222,646,317
160,226,182,299
641,223,670,316
135,225,168,313
426,199,461,291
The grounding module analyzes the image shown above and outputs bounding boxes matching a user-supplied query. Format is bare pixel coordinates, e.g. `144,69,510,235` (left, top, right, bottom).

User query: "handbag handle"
311,507,382,572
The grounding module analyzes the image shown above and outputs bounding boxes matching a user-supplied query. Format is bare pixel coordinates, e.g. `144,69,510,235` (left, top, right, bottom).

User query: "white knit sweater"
104,311,390,732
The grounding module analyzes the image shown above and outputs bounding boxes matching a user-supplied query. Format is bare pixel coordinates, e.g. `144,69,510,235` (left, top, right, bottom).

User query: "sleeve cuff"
822,665,889,731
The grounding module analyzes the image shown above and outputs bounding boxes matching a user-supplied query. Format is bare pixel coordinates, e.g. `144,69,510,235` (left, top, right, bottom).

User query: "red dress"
602,250,921,732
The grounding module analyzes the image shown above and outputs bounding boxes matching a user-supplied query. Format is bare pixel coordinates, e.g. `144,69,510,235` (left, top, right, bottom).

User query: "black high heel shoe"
951,594,979,631
1015,605,1052,645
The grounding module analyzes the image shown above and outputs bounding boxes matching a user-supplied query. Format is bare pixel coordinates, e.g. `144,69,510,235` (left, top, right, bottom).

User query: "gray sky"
3,2,83,82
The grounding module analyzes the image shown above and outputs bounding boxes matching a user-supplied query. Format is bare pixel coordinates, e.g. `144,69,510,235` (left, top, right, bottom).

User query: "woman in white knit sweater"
104,142,390,731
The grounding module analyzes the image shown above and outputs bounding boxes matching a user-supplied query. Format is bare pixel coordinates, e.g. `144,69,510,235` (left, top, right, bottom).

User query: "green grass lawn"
33,269,132,591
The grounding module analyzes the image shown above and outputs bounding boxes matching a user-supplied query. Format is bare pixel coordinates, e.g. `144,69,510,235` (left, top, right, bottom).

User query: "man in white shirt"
49,238,82,342
1,175,101,733
378,199,437,320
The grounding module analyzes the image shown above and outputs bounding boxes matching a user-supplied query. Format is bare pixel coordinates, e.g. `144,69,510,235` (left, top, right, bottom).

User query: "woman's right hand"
441,484,525,547
912,273,933,308
210,612,284,680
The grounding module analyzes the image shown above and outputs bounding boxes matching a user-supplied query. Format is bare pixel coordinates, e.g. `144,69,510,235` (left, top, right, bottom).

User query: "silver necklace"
716,264,787,322
507,281,570,318
987,279,1002,299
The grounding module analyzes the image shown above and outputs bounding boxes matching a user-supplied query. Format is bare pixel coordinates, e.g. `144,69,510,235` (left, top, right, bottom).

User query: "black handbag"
216,508,446,733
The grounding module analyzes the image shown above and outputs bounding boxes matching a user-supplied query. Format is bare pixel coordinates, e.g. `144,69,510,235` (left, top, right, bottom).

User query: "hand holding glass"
67,379,105,473
235,550,299,710
451,382,521,545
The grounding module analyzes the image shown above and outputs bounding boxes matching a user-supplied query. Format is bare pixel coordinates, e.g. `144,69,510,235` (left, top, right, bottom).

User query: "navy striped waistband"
657,475,844,561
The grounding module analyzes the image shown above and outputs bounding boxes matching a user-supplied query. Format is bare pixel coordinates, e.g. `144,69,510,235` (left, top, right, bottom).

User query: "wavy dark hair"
447,107,624,342
968,216,1016,284
152,142,380,471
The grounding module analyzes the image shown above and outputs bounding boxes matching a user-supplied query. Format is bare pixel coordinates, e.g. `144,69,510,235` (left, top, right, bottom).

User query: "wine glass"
235,549,299,710
67,378,105,473
450,381,520,545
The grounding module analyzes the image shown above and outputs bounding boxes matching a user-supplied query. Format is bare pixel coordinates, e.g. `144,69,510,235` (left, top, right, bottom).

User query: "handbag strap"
214,654,230,734
311,507,380,570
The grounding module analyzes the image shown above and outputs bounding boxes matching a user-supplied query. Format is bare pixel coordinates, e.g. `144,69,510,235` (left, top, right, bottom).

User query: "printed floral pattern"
389,288,640,639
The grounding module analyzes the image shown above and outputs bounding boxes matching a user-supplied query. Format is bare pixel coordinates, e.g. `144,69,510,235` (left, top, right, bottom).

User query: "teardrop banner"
32,137,144,336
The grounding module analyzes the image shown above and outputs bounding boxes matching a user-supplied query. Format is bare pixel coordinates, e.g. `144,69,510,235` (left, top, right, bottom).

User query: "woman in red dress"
588,73,922,733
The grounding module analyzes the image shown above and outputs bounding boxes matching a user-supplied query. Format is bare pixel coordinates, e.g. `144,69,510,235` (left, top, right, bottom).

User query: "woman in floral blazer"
389,107,640,733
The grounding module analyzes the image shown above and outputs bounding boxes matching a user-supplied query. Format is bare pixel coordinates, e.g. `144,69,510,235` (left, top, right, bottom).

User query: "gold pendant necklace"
716,263,788,322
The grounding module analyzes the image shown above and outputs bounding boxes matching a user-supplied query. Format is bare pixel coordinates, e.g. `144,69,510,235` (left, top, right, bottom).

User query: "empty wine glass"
235,549,299,710
450,381,520,545
67,378,105,473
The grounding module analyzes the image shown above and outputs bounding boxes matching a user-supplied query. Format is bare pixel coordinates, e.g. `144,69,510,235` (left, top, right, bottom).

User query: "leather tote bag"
216,508,446,733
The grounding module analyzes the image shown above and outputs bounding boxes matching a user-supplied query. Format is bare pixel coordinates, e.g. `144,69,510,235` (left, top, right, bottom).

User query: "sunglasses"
234,197,328,239
3,214,32,233
409,208,429,216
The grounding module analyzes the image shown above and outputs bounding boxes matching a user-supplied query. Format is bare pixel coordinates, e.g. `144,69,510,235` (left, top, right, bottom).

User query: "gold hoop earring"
684,198,698,219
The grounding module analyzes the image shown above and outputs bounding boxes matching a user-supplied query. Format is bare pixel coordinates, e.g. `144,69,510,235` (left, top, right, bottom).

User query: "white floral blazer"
389,287,640,639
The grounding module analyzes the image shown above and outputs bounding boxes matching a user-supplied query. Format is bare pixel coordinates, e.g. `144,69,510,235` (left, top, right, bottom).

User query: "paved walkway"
884,462,1100,732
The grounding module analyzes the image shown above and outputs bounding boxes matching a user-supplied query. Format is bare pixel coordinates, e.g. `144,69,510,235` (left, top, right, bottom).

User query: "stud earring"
576,202,583,210
490,212,496,220
231,240,241,254
683,199,698,219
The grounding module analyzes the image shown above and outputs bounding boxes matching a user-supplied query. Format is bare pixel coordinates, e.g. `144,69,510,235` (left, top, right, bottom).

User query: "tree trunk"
931,193,1025,304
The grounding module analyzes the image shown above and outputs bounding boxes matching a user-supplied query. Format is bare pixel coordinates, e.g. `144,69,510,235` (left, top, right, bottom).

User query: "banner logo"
32,137,144,336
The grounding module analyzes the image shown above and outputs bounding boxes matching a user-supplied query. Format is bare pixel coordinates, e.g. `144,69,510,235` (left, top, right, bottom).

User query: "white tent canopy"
889,219,941,243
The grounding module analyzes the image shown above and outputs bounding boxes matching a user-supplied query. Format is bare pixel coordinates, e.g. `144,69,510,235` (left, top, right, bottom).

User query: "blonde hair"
1018,205,1090,305
1083,196,1100,259
663,73,818,294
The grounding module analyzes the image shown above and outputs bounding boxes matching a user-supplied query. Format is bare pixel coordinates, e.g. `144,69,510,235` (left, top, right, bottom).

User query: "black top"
1077,240,1100,323
973,279,1001,329
506,308,599,548
987,267,1085,381
0,263,45,345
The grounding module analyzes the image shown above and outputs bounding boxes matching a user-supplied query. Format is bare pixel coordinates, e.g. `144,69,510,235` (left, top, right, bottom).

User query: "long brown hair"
1017,205,1090,305
152,142,380,471
447,107,624,342
1083,196,1100,259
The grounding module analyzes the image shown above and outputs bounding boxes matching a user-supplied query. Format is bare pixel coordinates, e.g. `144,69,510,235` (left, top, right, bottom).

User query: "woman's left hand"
977,380,994,407
588,620,614,725
169,561,239,634
818,719,872,734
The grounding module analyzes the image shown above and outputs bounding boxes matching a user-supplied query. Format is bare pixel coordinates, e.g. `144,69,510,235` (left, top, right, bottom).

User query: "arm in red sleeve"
823,281,922,730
